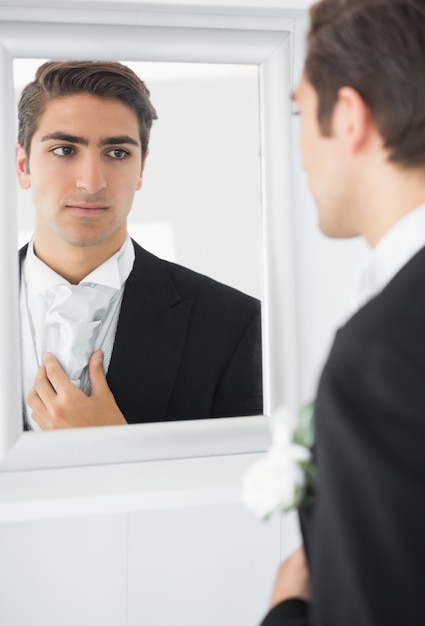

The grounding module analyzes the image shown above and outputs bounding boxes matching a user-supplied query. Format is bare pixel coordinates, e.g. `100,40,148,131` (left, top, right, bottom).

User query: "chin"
320,225,359,240
317,217,354,240
59,232,107,249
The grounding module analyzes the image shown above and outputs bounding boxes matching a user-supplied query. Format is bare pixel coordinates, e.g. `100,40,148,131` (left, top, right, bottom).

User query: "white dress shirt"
346,202,425,320
21,235,135,430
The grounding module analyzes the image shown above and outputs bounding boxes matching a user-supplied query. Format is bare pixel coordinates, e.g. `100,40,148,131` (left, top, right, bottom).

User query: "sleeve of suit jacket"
308,314,425,626
259,599,310,626
211,304,263,417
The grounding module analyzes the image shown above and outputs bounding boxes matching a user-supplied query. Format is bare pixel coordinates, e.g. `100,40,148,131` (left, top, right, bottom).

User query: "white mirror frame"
0,16,297,472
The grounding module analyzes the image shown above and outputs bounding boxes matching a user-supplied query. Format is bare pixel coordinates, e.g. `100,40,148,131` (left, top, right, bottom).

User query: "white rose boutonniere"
240,403,316,519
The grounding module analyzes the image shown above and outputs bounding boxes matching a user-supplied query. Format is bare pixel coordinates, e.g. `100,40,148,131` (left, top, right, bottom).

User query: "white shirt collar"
348,202,425,316
26,234,135,298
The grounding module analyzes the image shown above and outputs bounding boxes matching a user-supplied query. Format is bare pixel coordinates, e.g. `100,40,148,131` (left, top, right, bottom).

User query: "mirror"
0,18,296,471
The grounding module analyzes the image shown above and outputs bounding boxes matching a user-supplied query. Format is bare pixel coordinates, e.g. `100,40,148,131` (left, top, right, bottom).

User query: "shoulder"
131,239,261,317
341,244,425,345
318,245,425,436
317,245,425,461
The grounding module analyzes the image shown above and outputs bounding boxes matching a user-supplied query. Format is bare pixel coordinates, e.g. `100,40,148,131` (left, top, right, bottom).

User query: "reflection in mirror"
15,59,262,297
14,59,263,430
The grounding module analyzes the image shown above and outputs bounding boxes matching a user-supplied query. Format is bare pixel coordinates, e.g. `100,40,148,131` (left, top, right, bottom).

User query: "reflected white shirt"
24,235,135,364
21,235,135,430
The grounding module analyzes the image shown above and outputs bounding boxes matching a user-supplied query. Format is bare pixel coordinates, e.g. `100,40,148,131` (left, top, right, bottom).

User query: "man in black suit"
16,60,262,429
260,0,425,624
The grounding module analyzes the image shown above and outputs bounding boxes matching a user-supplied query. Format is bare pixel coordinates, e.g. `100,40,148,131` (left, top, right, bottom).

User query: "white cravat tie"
44,282,117,387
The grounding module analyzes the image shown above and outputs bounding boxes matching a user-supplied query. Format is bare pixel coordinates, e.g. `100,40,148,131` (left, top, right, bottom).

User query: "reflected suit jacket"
261,244,425,626
20,240,263,423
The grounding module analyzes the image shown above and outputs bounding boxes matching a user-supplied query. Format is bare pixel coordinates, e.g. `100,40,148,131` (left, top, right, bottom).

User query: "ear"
333,87,373,154
16,144,31,189
136,149,149,191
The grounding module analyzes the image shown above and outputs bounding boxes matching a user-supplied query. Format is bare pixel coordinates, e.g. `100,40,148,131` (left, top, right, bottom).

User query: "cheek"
299,124,308,162
30,172,61,210
299,123,316,170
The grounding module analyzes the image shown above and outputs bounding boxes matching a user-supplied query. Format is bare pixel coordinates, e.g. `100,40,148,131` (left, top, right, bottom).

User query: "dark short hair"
17,60,158,162
305,0,425,168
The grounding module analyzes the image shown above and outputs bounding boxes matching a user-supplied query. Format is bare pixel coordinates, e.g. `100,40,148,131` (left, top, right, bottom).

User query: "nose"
75,152,107,194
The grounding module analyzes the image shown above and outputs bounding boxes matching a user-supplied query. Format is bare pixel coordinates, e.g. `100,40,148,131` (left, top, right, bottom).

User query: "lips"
67,203,107,209
66,203,108,214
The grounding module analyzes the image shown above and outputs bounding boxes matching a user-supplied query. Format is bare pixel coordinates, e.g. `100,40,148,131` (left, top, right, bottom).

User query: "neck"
355,161,425,248
32,229,127,284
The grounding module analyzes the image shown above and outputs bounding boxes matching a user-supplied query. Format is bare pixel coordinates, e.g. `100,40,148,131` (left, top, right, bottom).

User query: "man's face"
293,75,357,239
16,93,144,253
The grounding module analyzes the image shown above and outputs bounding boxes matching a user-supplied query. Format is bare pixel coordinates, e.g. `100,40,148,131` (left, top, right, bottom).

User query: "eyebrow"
99,135,140,148
40,132,140,148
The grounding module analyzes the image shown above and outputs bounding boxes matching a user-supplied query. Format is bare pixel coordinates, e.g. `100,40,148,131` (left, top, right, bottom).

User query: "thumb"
88,350,108,395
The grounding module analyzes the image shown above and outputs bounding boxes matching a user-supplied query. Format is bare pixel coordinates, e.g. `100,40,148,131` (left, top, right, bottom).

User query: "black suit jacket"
261,245,425,625
20,240,262,423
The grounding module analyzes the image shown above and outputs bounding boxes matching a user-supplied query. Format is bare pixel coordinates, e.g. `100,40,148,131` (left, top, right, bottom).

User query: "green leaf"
293,401,315,448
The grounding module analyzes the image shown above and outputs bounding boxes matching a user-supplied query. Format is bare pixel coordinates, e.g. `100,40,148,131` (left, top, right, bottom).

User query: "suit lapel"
107,242,192,423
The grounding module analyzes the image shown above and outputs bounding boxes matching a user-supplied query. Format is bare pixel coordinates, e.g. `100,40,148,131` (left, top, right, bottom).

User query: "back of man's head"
306,0,425,168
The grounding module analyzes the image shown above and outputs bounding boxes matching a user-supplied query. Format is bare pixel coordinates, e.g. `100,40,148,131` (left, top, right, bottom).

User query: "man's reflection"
17,60,263,429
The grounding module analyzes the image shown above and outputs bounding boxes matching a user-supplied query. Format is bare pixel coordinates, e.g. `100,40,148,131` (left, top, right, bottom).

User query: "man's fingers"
28,363,56,405
270,545,311,608
26,392,47,428
42,352,70,392
88,351,109,396
26,368,54,430
28,351,126,428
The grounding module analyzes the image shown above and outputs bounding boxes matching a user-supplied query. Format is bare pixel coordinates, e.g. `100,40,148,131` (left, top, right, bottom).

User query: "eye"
107,148,129,160
51,145,75,157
